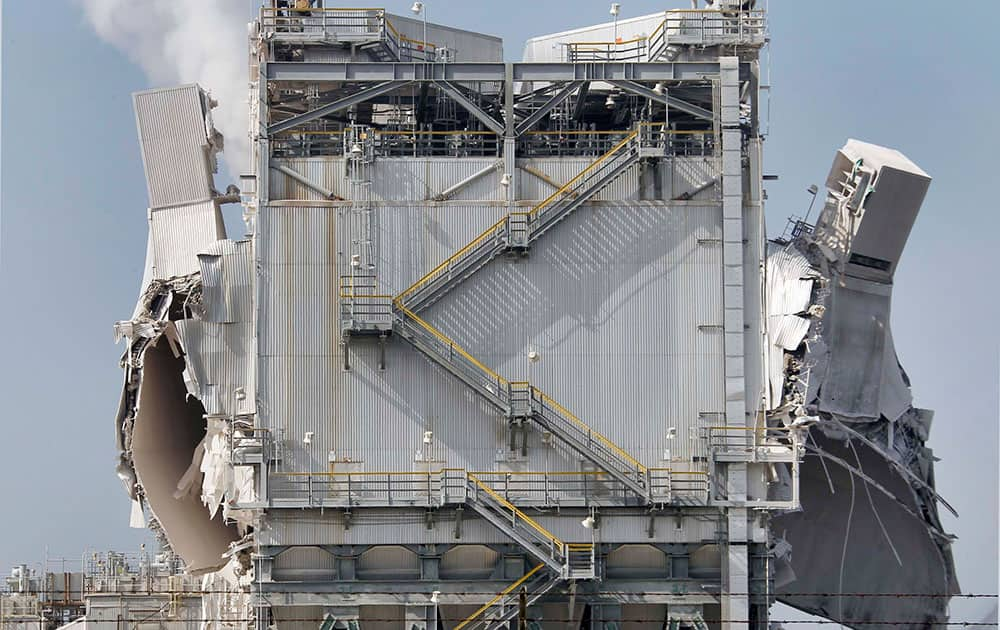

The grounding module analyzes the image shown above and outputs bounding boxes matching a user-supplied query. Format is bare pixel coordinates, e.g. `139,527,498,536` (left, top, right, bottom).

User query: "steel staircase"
393,306,650,501
466,474,595,580
453,564,560,630
396,130,641,313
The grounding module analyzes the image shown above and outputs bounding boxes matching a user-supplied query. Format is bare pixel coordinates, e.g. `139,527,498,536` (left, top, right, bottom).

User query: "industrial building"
109,2,955,629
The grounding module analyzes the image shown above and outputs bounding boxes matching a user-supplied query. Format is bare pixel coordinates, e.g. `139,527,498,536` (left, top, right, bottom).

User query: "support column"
503,62,517,215
719,55,751,630
592,603,622,630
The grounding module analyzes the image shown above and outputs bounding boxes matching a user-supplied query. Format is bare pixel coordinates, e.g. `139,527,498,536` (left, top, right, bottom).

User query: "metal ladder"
396,130,642,312
466,474,595,580
392,307,650,501
453,564,560,630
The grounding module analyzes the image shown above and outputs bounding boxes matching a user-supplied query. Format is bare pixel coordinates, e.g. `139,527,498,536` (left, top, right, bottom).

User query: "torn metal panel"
198,240,254,324
173,320,255,417
131,340,238,573
114,83,255,577
776,431,958,630
150,201,226,280
768,140,958,629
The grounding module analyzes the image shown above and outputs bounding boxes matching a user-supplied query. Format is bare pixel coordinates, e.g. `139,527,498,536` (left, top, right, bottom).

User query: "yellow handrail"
528,129,637,218
396,215,509,301
454,563,546,630
535,389,648,474
395,304,509,387
468,473,563,548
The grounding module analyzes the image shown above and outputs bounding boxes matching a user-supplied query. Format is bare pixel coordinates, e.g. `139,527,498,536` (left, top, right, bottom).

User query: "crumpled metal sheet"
776,430,958,629
768,140,957,629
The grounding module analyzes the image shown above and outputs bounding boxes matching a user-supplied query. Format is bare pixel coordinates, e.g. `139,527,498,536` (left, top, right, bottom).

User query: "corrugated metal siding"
133,85,214,210
149,201,224,279
518,158,642,202
257,173,732,474
269,158,505,203
199,240,254,323
174,320,255,416
260,511,719,546
425,203,724,466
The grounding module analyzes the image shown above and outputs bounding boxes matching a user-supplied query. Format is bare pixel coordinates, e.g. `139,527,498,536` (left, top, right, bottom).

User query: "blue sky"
1,1,996,626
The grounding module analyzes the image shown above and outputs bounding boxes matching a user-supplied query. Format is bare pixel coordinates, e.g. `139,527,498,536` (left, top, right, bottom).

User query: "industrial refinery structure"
107,2,956,629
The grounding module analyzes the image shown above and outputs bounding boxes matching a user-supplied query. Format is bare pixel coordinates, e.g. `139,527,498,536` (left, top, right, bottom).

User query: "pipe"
673,175,719,201
271,165,338,199
434,161,502,201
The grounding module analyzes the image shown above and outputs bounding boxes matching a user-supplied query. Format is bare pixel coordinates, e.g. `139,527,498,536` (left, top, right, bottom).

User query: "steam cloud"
77,0,252,181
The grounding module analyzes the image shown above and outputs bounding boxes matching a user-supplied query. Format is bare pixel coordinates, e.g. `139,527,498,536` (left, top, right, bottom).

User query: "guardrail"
265,468,711,507
339,274,392,332
259,6,438,62
565,9,766,63
706,425,798,462
270,471,442,506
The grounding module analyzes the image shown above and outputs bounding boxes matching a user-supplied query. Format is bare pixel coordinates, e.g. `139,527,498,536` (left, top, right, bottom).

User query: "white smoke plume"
77,0,253,182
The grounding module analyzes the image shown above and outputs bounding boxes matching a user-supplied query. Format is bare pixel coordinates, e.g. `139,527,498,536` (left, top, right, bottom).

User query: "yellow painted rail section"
520,130,637,220
468,473,563,548
388,132,647,488
396,130,638,302
395,303,509,388
533,388,647,474
453,563,546,630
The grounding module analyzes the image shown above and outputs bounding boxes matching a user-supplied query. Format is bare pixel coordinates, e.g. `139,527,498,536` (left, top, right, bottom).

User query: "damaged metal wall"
764,140,957,629
115,85,256,583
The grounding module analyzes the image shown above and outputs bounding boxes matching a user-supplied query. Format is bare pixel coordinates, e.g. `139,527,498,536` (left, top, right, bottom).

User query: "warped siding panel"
134,85,215,210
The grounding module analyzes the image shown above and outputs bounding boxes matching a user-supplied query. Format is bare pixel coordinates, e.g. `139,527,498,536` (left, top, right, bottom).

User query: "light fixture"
581,515,596,529
605,93,616,109
411,1,423,14
653,82,666,95
350,254,361,267
303,432,314,445
610,3,621,16
430,591,440,604
423,431,434,444
350,142,363,156
500,172,511,187
527,349,540,362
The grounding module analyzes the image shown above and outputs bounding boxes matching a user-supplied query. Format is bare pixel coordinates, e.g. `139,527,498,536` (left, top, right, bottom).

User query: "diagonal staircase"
466,473,591,577
393,307,650,501
396,130,641,313
456,474,595,629
453,564,560,630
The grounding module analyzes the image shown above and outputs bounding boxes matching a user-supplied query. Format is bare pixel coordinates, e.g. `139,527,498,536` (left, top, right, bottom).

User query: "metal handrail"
259,6,440,61
395,304,509,389
527,130,638,219
468,473,565,550
530,387,647,475
453,563,547,630
564,9,766,62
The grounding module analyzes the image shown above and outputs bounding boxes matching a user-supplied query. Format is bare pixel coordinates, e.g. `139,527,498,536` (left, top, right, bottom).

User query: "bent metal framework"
111,2,958,629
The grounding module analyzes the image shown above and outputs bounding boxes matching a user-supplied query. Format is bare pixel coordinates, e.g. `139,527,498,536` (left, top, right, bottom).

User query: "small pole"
518,586,528,630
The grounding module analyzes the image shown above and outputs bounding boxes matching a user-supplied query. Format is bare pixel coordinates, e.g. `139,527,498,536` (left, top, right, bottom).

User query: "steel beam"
573,81,591,121
267,80,407,134
434,80,505,135
267,62,732,83
514,81,584,136
608,80,715,122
